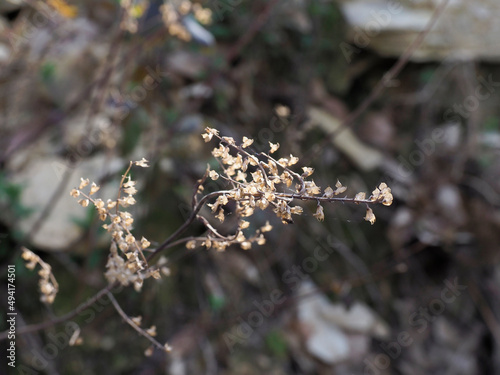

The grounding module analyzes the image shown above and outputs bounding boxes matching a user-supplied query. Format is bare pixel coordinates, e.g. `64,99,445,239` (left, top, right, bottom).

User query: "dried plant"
69,158,161,292
67,158,172,352
14,128,392,355
183,127,393,251
21,247,59,304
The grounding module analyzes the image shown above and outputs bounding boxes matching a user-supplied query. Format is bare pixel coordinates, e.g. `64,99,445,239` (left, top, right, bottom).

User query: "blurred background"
1,0,500,374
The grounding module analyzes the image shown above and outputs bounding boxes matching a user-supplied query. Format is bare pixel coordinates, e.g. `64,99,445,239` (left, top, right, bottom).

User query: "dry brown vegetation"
1,1,500,374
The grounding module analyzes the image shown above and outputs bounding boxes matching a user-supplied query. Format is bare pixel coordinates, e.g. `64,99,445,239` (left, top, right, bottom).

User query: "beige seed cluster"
21,247,59,304
70,159,161,291
187,128,394,251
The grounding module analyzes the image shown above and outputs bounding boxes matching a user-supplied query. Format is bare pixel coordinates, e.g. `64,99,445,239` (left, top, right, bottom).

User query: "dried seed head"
365,207,376,225
313,204,325,222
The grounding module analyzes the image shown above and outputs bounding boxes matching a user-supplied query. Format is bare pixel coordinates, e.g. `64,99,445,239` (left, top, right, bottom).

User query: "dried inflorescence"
189,127,394,251
22,247,59,304
70,158,162,291
58,128,392,356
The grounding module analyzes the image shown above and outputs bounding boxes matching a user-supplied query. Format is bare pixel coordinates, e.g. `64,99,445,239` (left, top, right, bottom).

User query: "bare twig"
107,292,169,353
149,190,233,259
197,216,233,240
193,167,210,209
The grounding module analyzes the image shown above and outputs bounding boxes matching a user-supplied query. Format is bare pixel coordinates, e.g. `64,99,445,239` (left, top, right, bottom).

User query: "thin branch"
192,167,210,209
197,216,233,240
149,190,233,259
0,282,118,340
275,193,377,205
107,292,169,353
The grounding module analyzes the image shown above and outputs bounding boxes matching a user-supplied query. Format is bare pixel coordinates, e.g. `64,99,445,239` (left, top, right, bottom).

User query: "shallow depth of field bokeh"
1,1,500,374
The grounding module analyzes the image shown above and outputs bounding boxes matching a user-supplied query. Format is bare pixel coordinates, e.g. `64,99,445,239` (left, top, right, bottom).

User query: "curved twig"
108,292,169,352
0,282,118,340
149,190,233,259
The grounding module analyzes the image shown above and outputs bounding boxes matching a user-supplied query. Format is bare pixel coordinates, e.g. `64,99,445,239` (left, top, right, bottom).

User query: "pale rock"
10,155,122,251
340,0,500,61
296,281,390,364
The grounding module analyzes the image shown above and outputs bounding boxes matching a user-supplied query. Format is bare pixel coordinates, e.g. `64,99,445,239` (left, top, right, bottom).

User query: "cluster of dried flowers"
68,158,174,353
70,158,167,291
19,127,392,356
187,127,393,251
21,247,59,304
